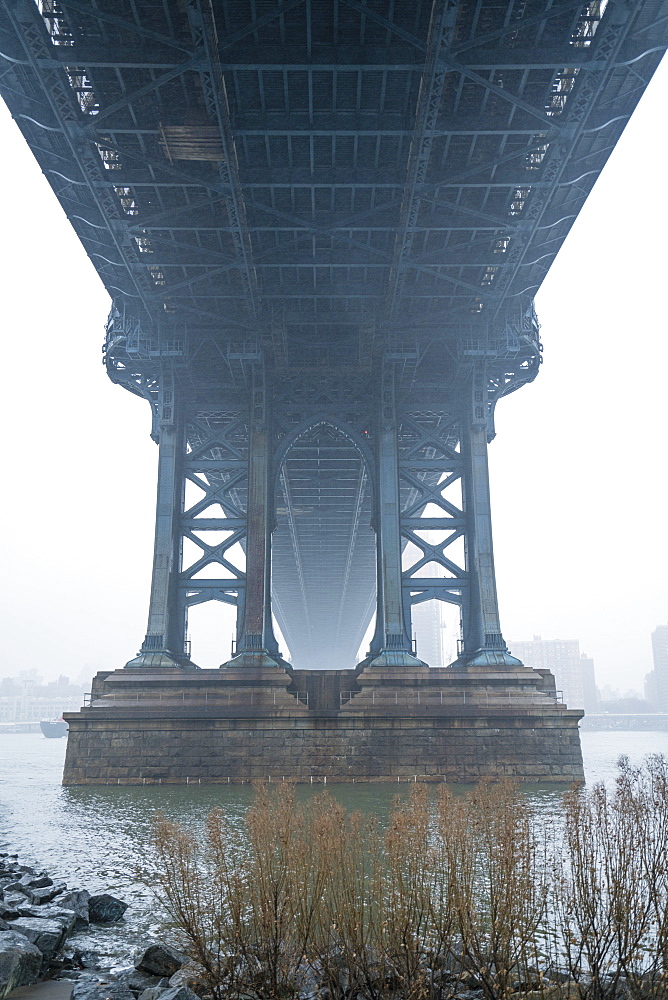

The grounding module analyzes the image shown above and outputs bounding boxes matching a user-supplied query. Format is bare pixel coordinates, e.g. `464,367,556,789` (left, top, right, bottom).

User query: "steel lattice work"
1,0,665,671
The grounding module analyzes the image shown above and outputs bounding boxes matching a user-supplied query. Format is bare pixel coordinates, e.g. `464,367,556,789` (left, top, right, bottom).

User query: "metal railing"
86,686,558,710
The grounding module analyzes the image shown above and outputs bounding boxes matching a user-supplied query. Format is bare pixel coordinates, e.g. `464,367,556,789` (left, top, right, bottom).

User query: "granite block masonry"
63,663,583,785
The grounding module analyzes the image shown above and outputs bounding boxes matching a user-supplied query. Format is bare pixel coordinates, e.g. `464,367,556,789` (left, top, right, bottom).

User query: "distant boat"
40,717,68,739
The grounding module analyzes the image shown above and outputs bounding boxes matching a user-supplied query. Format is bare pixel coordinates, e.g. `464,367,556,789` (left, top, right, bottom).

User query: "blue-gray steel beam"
365,363,423,666
458,375,515,663
2,2,157,318
386,0,455,317
59,0,193,52
132,373,189,666
339,0,570,129
41,41,619,69
185,0,260,320
491,1,641,316
224,369,283,664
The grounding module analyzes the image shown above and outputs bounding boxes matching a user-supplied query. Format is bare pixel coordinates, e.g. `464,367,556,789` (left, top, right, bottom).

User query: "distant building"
413,600,444,666
645,669,659,709
579,653,598,713
650,624,668,711
509,636,587,709
0,673,86,722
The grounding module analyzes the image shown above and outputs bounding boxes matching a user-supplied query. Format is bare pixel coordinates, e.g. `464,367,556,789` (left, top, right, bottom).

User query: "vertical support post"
459,372,519,667
222,366,287,670
359,362,425,670
126,368,190,668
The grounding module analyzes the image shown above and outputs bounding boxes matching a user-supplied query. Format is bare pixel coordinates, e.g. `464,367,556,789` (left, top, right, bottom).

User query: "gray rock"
138,989,166,1000
136,945,186,979
19,874,53,890
2,882,31,898
167,963,206,996
0,905,18,922
70,949,100,970
117,968,162,995
17,905,76,934
0,929,43,997
58,889,90,928
88,894,128,923
0,922,9,933
10,916,68,962
72,979,135,1000
31,883,67,905
2,892,32,910
159,988,201,1000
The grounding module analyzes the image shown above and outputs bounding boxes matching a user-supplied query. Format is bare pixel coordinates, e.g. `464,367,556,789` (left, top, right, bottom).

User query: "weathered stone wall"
62,709,583,785
62,664,584,785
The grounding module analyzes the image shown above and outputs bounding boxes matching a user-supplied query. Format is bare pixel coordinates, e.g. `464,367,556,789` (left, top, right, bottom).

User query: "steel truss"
108,303,539,670
1,0,665,670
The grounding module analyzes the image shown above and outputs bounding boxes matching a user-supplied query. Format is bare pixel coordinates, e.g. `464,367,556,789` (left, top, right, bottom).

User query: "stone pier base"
62,663,583,785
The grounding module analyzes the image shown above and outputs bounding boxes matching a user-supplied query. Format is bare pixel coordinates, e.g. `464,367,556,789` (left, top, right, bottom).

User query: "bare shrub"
436,781,551,999
554,755,668,1000
145,759,668,1000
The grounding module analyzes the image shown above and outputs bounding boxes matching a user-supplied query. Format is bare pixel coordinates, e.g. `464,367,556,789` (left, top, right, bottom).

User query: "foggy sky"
0,57,666,693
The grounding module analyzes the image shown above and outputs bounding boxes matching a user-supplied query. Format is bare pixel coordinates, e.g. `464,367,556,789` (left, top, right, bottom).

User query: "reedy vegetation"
147,756,668,1000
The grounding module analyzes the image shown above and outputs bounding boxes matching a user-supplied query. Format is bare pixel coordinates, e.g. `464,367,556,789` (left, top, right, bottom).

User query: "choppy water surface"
1,729,667,966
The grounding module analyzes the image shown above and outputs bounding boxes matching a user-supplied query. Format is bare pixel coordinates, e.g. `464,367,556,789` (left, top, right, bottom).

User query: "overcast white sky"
0,56,666,693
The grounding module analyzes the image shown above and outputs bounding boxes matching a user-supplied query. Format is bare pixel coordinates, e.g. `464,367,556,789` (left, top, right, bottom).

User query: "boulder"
139,989,166,1000
136,945,186,979
117,968,163,995
58,889,90,928
167,963,207,997
72,979,135,1000
2,882,31,898
31,883,67,905
10,916,68,963
159,988,201,1000
0,929,43,997
0,905,18,922
17,905,77,934
2,893,31,911
88,894,128,923
70,949,100,970
0,923,8,933
19,874,53,890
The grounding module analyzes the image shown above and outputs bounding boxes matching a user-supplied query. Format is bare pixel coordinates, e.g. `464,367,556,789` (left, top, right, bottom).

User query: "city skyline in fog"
0,57,666,695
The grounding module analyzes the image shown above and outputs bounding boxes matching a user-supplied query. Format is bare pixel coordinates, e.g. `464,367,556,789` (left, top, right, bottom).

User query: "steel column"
361,364,425,669
127,369,190,667
222,368,286,669
459,374,519,666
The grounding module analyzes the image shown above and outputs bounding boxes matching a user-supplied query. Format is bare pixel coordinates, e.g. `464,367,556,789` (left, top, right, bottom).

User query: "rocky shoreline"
0,852,201,1000
1,850,656,1000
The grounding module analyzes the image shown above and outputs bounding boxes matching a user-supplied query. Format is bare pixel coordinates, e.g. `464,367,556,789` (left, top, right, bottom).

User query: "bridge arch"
271,417,377,670
273,413,376,489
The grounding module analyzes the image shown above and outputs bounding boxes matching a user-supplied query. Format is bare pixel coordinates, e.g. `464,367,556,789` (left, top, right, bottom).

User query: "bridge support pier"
221,369,288,672
458,376,520,668
126,372,192,669
359,363,427,671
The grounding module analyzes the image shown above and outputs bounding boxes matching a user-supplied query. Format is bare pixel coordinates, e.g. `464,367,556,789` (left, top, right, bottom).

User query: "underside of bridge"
1,0,665,781
273,422,376,669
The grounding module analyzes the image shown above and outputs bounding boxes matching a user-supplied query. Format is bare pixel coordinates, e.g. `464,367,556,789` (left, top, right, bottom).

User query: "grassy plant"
145,758,668,1000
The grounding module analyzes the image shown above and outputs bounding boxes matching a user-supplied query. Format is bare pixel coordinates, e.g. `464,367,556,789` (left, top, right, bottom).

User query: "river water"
1,729,667,967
